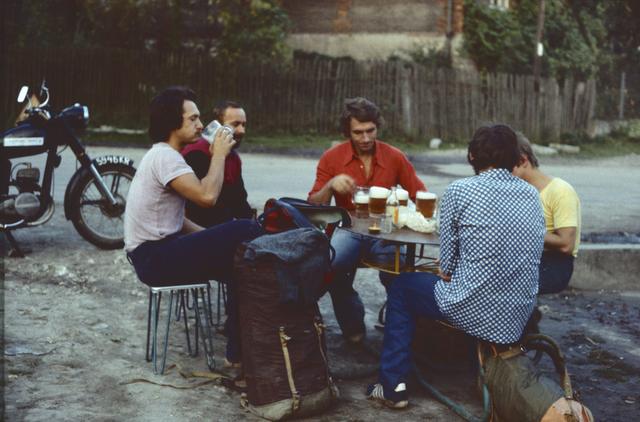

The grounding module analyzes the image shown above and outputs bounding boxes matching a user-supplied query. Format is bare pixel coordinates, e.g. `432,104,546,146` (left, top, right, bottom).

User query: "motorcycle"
1,81,136,256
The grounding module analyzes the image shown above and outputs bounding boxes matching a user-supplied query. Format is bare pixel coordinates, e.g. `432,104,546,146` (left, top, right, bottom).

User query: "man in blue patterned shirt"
367,124,545,409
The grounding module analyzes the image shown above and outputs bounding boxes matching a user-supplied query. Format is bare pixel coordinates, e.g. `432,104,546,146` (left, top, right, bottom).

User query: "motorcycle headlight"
60,104,90,131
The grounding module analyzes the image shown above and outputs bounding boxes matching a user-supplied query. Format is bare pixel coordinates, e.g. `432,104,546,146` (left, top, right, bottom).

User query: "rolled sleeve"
308,153,334,199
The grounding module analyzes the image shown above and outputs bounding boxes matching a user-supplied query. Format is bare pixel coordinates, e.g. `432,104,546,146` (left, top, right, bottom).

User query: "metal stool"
145,283,216,374
178,281,227,328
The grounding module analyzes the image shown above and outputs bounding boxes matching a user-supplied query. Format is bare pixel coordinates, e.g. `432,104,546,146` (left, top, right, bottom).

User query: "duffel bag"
483,334,593,422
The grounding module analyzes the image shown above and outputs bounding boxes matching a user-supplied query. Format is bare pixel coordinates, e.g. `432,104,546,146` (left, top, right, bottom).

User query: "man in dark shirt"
181,101,253,227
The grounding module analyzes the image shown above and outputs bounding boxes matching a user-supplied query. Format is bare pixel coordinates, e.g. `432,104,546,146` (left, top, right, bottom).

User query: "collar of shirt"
340,140,389,170
479,168,513,180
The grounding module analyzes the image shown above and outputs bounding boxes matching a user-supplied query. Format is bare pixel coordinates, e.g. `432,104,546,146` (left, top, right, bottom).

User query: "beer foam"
369,186,390,199
354,192,369,204
396,188,409,200
416,191,437,199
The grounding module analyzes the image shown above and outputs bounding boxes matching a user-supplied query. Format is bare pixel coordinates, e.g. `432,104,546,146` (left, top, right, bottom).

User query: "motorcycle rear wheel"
68,163,135,249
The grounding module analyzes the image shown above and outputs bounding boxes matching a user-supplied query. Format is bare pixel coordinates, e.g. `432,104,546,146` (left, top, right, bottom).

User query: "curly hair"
339,97,384,138
467,124,520,175
149,86,197,143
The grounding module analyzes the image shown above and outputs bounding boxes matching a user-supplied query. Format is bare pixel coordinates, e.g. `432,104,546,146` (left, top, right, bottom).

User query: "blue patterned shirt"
435,169,545,344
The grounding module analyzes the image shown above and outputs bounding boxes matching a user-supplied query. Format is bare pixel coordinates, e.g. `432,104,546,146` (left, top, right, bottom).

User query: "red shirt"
180,139,242,184
308,140,427,210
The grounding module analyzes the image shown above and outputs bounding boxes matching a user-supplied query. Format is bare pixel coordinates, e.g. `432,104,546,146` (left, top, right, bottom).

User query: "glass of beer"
396,188,409,206
353,186,370,218
368,186,390,217
416,191,437,219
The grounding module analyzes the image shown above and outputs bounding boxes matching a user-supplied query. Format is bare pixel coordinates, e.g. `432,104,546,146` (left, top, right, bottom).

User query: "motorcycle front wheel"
68,163,135,249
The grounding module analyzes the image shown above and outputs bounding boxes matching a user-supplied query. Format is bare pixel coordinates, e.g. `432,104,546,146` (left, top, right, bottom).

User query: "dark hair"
213,100,242,122
340,97,384,138
467,124,520,174
515,132,540,168
149,86,197,143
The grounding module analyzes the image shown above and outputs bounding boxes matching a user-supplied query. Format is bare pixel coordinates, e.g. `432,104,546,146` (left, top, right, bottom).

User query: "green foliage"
404,46,452,68
5,0,291,64
461,1,531,74
462,0,607,80
212,0,291,64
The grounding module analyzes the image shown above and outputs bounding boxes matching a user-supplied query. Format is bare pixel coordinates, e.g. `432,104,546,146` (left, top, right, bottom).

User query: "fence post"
618,71,626,120
401,64,413,136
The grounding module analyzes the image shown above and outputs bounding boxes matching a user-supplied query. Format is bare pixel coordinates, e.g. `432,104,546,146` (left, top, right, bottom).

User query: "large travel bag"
482,334,594,422
234,243,338,421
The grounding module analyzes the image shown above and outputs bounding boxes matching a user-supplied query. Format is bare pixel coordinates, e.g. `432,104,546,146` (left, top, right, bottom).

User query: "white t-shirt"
124,143,194,252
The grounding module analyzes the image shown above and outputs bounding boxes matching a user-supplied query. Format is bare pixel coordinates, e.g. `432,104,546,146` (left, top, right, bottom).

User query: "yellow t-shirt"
540,178,581,257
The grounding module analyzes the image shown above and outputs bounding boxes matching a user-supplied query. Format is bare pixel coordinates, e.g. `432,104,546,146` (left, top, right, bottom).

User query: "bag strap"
521,334,574,399
278,197,352,228
313,318,338,398
261,198,316,228
278,326,301,412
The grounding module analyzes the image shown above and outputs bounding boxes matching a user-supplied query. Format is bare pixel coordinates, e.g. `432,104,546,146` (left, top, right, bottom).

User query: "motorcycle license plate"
93,155,134,167
3,137,45,147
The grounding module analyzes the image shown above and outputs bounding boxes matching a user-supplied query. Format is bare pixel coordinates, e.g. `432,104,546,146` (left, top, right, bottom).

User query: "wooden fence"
2,47,596,142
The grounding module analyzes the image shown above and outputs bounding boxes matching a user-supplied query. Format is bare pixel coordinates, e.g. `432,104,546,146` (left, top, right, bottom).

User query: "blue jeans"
379,272,443,391
538,251,574,294
327,229,403,337
128,219,263,362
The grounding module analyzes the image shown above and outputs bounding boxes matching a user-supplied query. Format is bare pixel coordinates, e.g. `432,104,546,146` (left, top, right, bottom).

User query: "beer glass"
396,188,409,206
368,186,390,217
353,186,370,218
416,191,437,219
201,120,234,144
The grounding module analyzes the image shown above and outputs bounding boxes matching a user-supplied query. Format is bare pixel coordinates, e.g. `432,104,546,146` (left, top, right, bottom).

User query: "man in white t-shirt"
124,86,263,366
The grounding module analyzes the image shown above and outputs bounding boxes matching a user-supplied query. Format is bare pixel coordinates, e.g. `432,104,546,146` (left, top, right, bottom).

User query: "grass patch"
557,130,640,157
83,130,149,147
81,128,640,158
571,138,640,157
82,130,469,153
243,134,336,152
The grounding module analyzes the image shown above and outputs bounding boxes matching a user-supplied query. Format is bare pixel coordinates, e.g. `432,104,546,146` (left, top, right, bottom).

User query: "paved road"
17,146,640,234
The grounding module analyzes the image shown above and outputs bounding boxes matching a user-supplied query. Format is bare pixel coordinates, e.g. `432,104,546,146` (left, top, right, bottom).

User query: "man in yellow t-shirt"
513,134,581,294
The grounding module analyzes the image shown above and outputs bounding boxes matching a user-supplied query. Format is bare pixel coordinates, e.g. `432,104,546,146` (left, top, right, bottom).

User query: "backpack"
235,243,339,420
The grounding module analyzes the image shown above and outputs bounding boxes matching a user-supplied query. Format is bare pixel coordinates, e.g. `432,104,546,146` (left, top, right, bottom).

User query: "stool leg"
179,290,194,356
216,281,222,327
175,289,184,321
149,291,163,365
150,291,160,371
153,290,175,375
192,287,216,371
146,290,153,362
221,282,227,313
206,283,215,326
186,289,194,310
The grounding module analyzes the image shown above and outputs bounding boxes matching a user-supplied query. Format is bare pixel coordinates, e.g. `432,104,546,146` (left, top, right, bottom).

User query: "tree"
5,0,291,64
462,0,607,80
211,0,291,64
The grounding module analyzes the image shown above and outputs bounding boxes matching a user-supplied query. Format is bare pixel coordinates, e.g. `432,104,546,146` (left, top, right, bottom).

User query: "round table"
341,213,440,274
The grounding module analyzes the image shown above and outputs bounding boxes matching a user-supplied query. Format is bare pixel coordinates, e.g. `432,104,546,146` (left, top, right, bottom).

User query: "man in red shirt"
181,101,253,228
308,97,426,343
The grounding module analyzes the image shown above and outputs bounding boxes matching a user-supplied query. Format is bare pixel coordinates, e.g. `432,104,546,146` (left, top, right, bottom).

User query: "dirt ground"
3,210,640,422
2,148,640,421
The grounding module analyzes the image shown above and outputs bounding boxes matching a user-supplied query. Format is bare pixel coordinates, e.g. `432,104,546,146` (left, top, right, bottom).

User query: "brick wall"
282,0,464,35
